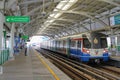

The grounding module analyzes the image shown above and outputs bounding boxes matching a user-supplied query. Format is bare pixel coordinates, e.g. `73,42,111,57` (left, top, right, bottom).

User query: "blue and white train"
41,32,109,63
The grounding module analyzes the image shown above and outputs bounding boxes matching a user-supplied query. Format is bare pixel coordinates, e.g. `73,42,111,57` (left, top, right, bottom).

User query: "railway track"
38,49,120,80
96,66,120,77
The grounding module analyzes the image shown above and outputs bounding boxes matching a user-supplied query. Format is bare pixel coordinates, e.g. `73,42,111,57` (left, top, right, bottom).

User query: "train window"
60,41,62,48
70,40,76,47
77,41,81,48
63,40,66,48
83,38,91,48
56,41,59,48
100,38,107,48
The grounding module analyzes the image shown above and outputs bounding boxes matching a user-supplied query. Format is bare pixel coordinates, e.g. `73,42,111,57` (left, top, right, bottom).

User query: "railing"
0,49,9,65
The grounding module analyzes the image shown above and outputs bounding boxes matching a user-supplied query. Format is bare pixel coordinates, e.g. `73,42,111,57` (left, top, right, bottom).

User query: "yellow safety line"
34,50,60,80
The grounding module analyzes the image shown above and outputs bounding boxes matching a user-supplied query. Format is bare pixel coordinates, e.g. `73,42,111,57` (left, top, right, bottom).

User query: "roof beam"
39,10,108,34
23,15,43,29
52,10,108,26
19,0,43,5
50,23,67,27
48,17,79,23
36,33,54,38
19,0,61,5
98,0,120,7
6,0,16,9
24,2,51,16
23,0,60,16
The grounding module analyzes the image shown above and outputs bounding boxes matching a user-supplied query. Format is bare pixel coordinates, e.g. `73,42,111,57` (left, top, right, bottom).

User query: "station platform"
109,56,120,67
0,47,71,80
110,56,120,61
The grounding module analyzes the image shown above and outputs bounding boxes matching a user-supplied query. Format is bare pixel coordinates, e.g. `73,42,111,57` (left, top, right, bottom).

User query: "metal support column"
110,29,116,55
3,30,7,49
0,12,4,75
0,12,3,51
9,23,15,60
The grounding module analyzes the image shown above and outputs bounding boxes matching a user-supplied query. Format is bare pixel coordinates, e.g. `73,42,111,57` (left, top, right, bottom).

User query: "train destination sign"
5,16,30,23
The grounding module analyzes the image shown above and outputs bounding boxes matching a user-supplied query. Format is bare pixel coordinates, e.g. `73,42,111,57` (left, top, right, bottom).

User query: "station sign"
5,16,30,23
110,14,120,26
21,35,29,40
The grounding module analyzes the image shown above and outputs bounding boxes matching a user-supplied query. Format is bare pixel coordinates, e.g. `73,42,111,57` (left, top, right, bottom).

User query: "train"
41,32,109,63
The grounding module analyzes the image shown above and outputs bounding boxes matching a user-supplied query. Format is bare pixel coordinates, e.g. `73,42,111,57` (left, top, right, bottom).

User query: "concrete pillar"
110,29,116,55
9,23,15,60
0,12,4,51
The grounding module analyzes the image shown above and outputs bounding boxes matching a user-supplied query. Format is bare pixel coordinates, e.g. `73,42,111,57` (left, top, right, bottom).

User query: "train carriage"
41,32,109,63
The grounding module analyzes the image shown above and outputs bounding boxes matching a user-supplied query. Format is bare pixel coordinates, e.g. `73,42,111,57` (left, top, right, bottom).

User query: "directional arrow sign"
5,16,30,23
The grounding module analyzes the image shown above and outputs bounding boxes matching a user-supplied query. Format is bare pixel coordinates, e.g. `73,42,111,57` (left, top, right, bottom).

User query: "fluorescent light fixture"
49,20,54,23
62,0,78,10
54,9,58,11
50,13,55,17
46,20,54,23
54,0,78,18
54,13,62,18
62,4,71,10
56,3,64,9
69,0,77,2
56,0,69,9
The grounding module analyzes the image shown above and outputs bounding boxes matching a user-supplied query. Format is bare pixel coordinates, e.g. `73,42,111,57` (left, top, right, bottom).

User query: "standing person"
24,43,27,56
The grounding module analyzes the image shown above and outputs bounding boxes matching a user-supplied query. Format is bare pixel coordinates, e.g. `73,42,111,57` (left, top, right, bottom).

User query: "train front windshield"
83,38,107,49
83,38,91,48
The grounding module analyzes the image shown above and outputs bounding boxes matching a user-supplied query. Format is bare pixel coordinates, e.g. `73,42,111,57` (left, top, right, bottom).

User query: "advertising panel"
110,14,120,26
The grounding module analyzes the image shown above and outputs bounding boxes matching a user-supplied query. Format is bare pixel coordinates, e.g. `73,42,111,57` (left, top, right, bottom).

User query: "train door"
70,40,77,56
77,40,82,55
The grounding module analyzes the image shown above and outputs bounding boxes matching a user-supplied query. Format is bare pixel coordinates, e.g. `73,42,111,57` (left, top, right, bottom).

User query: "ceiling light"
62,0,78,10
54,13,62,18
56,3,64,9
50,14,55,17
69,0,77,2
46,20,54,23
62,4,71,10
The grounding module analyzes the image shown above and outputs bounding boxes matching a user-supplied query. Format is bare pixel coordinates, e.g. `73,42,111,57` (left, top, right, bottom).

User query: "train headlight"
83,48,90,54
103,50,106,53
103,48,108,53
86,50,90,53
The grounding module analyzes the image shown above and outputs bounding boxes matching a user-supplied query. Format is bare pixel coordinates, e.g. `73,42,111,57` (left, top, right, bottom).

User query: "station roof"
2,0,120,39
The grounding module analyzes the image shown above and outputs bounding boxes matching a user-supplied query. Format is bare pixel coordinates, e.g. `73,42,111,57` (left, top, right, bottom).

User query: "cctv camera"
41,11,46,16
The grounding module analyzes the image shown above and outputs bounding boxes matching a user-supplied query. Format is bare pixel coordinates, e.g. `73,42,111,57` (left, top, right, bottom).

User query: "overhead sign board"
110,14,120,26
5,16,30,23
114,14,120,25
21,35,29,40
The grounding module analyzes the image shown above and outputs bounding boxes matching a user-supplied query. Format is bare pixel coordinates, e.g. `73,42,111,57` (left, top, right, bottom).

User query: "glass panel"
83,38,91,48
70,40,76,47
77,41,81,48
100,38,107,48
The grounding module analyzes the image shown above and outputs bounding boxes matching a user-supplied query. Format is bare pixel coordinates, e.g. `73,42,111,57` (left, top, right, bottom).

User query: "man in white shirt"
24,43,27,56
